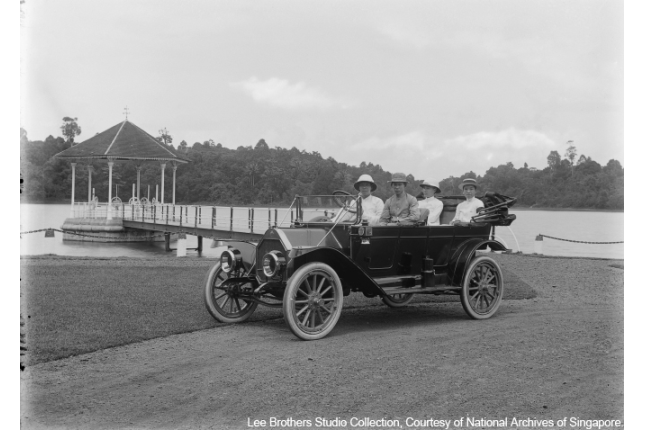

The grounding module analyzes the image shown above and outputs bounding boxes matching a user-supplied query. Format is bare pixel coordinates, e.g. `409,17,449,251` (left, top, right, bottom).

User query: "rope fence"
537,234,623,245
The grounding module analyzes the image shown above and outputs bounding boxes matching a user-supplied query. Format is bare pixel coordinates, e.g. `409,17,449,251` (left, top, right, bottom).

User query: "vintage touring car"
204,191,517,340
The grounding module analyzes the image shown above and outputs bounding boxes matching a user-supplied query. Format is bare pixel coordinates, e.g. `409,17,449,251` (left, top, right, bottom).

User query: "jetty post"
534,235,544,254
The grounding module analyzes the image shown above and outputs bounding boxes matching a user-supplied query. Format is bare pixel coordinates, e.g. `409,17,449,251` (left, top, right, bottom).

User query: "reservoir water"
20,204,624,260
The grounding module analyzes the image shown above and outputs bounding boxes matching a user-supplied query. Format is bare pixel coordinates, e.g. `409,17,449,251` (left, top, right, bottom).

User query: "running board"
381,285,460,295
374,276,421,288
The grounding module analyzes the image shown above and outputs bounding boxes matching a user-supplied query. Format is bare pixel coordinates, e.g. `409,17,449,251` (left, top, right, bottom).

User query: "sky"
20,0,624,181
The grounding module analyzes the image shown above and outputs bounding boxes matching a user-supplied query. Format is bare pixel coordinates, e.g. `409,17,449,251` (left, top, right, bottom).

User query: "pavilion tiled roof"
55,120,190,163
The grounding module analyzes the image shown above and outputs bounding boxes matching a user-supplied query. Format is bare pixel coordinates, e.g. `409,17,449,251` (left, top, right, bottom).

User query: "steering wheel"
332,190,357,214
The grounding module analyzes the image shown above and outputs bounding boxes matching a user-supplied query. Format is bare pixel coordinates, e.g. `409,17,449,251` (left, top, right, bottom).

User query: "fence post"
142,204,145,222
268,209,271,229
198,206,202,225
212,207,216,229
534,235,544,255
195,206,198,228
153,205,156,226
251,208,254,233
230,207,234,231
180,206,183,226
275,208,278,227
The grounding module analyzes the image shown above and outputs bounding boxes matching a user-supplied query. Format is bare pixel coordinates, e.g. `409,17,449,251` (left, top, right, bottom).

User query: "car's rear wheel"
460,256,504,319
283,262,343,340
382,293,414,307
204,263,258,323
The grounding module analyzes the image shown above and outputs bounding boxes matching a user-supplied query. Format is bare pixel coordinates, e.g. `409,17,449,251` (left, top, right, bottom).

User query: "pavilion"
55,119,191,219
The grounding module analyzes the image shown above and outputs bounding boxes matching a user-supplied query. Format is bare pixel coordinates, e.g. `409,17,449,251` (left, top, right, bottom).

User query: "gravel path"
21,255,624,430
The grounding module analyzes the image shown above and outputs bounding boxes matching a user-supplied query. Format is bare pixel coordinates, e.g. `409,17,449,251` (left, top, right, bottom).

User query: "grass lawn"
20,256,536,365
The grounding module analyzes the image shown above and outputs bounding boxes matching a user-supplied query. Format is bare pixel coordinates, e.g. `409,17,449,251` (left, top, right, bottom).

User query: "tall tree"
547,150,561,178
565,140,577,176
157,128,173,146
61,117,82,144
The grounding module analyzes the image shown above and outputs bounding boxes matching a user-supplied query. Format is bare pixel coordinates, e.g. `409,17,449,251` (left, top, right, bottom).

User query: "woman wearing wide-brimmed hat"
378,172,420,225
450,178,484,226
418,179,443,225
353,174,384,226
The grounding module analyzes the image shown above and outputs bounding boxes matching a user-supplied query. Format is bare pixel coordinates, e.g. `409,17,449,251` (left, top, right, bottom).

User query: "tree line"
20,122,623,210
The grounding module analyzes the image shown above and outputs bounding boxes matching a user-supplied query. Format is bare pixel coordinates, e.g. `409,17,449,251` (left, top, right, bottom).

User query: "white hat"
458,178,479,190
354,174,377,192
420,179,441,194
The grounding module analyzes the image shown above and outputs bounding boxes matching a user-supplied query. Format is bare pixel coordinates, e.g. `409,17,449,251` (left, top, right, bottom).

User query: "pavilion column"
107,160,114,220
87,165,93,202
160,163,166,204
136,165,141,200
172,163,177,205
70,162,76,217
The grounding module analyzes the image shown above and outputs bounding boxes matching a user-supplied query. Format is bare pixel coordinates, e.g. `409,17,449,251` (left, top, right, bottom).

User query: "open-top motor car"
204,190,517,340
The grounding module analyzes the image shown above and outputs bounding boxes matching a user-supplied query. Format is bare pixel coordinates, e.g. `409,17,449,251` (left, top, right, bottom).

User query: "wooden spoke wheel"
460,256,504,319
283,263,343,340
203,263,258,323
382,293,414,308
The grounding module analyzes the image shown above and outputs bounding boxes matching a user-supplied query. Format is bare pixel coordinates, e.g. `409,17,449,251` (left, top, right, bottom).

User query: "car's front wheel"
204,263,258,323
283,262,343,340
460,256,504,319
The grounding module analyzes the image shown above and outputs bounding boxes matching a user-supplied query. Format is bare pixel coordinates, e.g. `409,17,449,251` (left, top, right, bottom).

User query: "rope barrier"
538,234,623,245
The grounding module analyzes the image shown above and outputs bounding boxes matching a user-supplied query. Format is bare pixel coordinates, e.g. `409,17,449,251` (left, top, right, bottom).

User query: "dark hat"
388,172,408,185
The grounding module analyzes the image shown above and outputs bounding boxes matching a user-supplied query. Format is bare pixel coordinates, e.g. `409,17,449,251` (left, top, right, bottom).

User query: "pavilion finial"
123,106,130,120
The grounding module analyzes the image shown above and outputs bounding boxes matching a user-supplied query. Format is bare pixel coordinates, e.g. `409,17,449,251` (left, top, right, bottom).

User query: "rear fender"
448,239,507,286
288,247,383,297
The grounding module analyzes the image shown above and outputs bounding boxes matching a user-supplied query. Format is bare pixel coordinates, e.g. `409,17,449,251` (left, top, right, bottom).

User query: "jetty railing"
71,201,340,234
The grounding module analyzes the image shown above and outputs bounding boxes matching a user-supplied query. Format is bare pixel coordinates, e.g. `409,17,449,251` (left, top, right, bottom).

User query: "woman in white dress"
417,179,443,225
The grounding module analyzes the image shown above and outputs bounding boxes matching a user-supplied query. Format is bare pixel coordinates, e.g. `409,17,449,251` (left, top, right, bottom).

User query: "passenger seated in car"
418,179,443,226
378,172,420,226
450,178,484,226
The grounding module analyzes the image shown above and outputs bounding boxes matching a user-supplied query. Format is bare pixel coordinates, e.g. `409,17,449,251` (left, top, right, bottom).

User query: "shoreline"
19,252,624,262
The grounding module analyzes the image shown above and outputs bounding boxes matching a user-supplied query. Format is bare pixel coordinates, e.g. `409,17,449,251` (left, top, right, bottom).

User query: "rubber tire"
283,262,343,340
460,255,504,319
204,262,258,323
382,293,414,308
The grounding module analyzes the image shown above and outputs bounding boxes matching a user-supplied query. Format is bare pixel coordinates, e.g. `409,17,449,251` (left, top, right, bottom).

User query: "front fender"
288,247,383,297
448,239,507,287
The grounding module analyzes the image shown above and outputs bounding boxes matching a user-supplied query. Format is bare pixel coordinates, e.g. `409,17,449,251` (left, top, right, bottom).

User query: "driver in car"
378,172,420,226
332,174,384,225
354,174,384,225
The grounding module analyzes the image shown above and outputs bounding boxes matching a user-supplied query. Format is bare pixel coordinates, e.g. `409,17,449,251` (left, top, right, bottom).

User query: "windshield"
293,194,361,223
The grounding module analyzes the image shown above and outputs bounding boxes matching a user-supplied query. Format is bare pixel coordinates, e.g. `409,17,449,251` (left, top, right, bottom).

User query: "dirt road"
21,255,624,430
